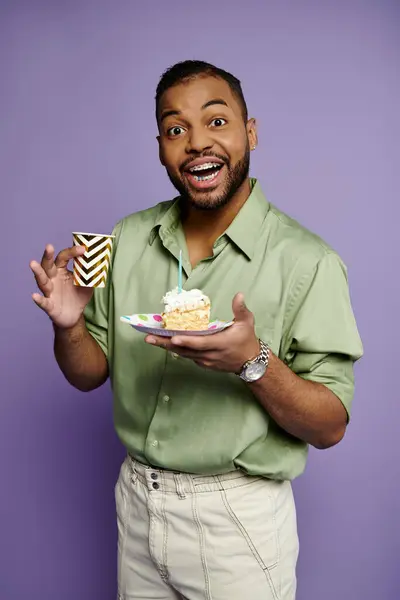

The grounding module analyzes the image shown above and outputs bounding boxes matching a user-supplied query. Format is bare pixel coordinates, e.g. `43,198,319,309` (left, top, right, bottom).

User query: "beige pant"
116,455,299,600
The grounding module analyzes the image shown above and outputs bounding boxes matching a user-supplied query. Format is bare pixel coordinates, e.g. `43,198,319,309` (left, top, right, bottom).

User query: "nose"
186,125,213,154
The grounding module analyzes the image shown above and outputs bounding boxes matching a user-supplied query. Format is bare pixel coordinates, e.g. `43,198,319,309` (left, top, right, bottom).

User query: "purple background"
1,1,399,598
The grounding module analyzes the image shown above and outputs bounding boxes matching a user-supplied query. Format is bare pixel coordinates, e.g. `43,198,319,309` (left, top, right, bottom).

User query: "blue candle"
178,249,183,293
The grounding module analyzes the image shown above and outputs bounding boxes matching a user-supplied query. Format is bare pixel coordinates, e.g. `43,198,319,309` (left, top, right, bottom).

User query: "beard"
165,143,250,211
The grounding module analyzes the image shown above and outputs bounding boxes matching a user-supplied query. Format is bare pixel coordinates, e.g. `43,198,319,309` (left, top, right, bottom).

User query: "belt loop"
128,454,138,484
214,475,224,491
173,473,186,499
131,469,138,484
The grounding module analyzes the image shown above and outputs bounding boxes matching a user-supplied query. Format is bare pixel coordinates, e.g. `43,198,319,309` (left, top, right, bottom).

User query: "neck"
181,178,252,246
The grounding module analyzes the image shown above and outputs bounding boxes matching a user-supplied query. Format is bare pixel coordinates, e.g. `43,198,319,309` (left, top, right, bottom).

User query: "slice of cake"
161,287,211,331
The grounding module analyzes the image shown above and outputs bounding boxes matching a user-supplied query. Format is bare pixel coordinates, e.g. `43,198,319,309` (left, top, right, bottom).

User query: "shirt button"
170,352,179,359
151,440,158,447
162,395,170,403
152,482,159,490
151,472,158,480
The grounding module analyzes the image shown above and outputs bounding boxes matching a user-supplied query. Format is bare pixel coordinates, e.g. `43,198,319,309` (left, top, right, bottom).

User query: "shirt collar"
149,178,270,260
224,178,270,259
149,198,181,245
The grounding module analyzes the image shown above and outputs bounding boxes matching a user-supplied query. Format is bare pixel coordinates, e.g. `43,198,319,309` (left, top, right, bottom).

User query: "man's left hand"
145,293,260,373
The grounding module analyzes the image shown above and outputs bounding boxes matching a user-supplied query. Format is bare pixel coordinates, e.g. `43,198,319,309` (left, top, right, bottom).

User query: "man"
30,61,363,600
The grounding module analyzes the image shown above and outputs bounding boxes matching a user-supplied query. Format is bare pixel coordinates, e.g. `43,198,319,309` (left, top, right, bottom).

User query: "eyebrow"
159,98,229,123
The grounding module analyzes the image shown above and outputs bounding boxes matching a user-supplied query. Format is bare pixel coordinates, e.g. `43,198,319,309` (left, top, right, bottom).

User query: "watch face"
245,361,266,381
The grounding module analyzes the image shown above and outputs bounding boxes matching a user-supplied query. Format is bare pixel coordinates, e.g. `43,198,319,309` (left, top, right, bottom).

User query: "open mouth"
187,162,224,182
183,161,226,189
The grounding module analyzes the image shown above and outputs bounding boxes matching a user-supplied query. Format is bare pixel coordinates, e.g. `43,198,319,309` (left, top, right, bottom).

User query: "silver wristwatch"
238,339,270,383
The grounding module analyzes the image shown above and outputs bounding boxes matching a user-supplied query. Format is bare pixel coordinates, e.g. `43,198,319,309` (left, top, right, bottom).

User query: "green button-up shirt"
84,179,363,480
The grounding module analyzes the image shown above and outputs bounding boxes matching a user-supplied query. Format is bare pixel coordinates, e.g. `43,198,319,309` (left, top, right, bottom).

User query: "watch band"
257,339,269,365
238,339,270,382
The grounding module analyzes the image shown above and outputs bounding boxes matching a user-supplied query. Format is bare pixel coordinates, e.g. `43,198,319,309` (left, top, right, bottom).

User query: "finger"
145,335,173,350
194,359,217,370
145,335,210,360
30,261,53,296
171,347,212,362
169,346,206,360
170,334,220,351
232,292,253,322
55,245,86,269
32,292,54,314
40,244,58,278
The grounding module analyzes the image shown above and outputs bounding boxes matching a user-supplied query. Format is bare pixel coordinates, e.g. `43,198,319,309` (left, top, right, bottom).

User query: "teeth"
193,171,219,182
189,162,221,172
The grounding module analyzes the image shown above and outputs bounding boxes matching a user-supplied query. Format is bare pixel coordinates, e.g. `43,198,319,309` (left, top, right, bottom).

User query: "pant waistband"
127,454,266,496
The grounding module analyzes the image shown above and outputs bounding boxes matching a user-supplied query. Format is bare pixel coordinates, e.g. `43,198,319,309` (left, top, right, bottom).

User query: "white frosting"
162,287,210,313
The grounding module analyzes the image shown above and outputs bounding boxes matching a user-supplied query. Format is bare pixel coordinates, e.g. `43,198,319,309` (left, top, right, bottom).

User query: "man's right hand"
30,244,94,330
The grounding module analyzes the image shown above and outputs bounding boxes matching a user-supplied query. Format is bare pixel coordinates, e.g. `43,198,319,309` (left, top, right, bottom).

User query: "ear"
157,135,165,166
246,118,258,151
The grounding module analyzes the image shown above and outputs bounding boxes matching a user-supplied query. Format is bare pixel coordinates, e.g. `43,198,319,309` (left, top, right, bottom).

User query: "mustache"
179,152,229,172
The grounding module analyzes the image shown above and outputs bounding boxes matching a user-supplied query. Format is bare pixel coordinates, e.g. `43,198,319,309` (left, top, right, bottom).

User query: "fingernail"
146,337,156,345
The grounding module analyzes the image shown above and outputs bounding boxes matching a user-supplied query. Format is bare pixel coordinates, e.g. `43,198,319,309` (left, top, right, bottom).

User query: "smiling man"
30,60,363,600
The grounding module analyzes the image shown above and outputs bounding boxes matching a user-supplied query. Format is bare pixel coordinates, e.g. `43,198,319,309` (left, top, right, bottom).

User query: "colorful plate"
120,313,234,337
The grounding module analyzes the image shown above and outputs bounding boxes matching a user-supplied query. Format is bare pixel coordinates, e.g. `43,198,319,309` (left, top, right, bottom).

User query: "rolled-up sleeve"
284,252,363,420
83,221,122,358
84,286,109,357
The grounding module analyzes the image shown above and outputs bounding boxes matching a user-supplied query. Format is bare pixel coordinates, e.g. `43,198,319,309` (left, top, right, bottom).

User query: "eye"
167,126,186,137
210,118,227,127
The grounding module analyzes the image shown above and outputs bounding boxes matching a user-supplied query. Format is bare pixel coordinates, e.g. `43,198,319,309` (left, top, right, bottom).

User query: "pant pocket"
220,478,280,571
115,458,138,531
115,460,128,530
116,458,138,597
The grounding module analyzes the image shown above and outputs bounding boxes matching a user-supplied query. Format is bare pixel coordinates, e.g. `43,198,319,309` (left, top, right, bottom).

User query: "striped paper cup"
72,232,115,288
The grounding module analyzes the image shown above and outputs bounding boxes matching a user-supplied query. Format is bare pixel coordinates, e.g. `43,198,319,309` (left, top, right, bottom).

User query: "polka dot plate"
120,313,234,337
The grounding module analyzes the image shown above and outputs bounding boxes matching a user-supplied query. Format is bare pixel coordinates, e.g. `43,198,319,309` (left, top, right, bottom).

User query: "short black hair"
155,60,248,123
